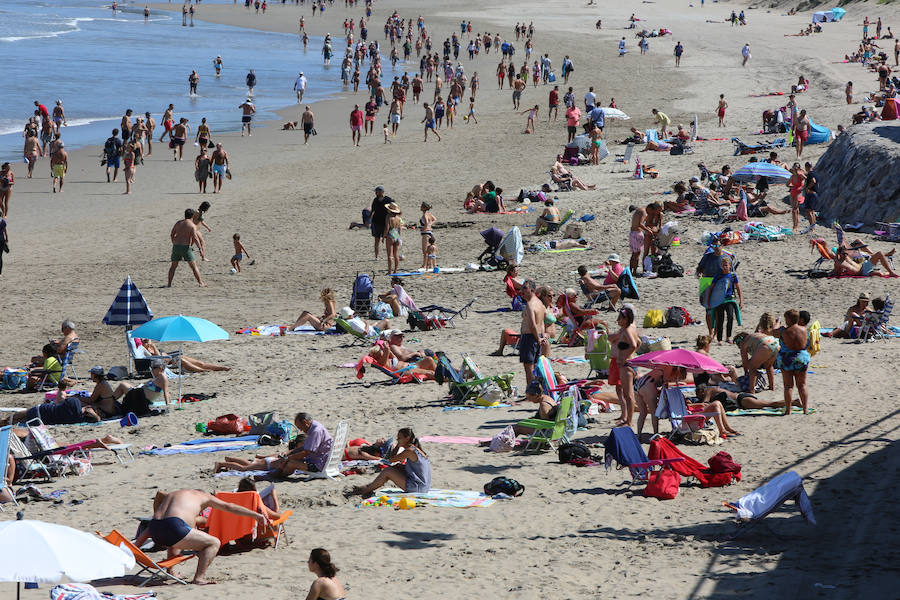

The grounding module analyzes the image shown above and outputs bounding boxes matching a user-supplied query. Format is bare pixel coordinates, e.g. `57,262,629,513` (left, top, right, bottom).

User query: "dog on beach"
283,121,298,130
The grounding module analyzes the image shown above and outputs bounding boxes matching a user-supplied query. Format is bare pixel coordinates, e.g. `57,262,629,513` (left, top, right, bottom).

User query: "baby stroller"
478,227,508,269
647,221,684,277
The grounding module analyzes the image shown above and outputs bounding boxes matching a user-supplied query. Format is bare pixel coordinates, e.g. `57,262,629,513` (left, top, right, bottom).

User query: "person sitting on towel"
346,428,431,498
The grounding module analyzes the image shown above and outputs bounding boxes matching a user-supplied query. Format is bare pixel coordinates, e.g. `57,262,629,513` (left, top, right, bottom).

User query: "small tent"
812,10,834,23
807,119,832,145
830,7,846,21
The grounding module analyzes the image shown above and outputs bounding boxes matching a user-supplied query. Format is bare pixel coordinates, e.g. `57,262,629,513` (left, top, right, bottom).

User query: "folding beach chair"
537,209,575,235
515,395,574,453
295,420,348,481
603,426,684,483
98,529,196,586
435,354,504,403
585,327,611,379
859,295,894,342
461,353,514,396
25,418,90,477
0,426,18,511
612,143,634,172
355,355,427,384
654,387,719,440
578,279,612,312
27,416,134,465
722,470,816,539
7,430,54,482
207,491,293,550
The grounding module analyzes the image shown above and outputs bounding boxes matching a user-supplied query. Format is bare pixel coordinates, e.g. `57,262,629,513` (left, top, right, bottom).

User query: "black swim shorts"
148,517,192,547
519,333,540,364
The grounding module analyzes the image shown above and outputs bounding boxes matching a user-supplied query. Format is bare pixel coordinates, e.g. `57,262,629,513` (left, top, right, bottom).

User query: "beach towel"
725,406,816,416
648,437,740,487
551,356,589,364
604,426,650,479
50,583,156,600
143,435,259,456
441,404,511,412
358,488,495,508
420,435,492,444
206,491,265,545
213,460,382,479
236,324,338,336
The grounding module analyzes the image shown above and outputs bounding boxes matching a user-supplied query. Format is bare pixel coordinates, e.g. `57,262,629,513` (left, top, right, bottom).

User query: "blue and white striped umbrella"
102,276,153,327
731,162,792,184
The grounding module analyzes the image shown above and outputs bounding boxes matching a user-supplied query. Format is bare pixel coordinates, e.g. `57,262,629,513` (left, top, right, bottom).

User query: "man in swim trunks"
211,143,228,193
239,98,256,137
349,104,364,146
168,208,206,287
512,76,525,110
159,104,175,143
301,106,315,144
171,118,189,161
121,109,133,142
50,140,67,193
422,102,441,142
519,279,545,386
133,489,268,585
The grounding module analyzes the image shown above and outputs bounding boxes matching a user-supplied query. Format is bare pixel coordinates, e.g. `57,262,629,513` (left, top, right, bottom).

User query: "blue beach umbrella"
131,316,229,402
731,162,791,184
102,276,153,374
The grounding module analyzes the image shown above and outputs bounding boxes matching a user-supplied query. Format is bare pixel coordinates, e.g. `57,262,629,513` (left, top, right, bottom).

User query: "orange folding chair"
208,491,292,550
97,529,196,586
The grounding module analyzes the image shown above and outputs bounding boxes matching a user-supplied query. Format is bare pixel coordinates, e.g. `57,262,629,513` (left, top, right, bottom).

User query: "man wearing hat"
578,262,621,309
370,185,393,259
386,330,436,370
339,306,390,336
239,97,256,137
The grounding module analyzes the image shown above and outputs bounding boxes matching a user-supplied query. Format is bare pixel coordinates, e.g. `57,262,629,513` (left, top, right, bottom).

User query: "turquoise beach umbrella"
130,315,229,343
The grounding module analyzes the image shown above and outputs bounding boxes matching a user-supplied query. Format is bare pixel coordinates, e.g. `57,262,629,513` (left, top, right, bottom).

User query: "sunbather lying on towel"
140,339,231,372
345,437,393,460
617,127,646,145
831,247,897,277
643,139,672,152
667,367,741,439
134,489,268,585
695,383,791,412
292,287,338,331
345,428,431,498
5,380,99,426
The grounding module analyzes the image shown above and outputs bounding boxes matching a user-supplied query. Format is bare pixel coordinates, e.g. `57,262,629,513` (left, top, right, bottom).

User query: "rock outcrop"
814,123,900,226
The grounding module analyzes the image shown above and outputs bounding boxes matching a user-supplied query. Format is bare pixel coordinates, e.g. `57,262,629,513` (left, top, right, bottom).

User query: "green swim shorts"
171,244,195,262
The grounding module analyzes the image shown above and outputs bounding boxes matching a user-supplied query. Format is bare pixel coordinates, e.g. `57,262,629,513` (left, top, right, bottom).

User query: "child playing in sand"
424,235,437,270
521,104,539,133
230,233,250,272
383,122,391,144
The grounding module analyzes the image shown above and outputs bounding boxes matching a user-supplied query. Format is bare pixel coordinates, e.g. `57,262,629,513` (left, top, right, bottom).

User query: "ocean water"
0,0,349,161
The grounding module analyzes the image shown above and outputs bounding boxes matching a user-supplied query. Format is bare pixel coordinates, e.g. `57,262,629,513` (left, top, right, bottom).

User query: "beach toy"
120,412,138,428
279,325,287,336
397,497,417,510
432,267,440,274
229,267,237,274
475,397,500,407
195,422,207,433
672,237,681,246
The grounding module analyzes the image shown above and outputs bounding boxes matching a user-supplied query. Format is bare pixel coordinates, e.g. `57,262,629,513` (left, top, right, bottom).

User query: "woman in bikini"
608,306,640,427
384,202,403,274
733,330,778,392
786,162,806,232
122,142,136,195
418,202,436,269
81,366,121,421
292,288,337,331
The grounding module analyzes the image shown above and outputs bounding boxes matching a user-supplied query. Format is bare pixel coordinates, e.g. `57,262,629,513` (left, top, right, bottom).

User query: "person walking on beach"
294,72,307,103
167,208,206,287
371,185,391,259
350,104,363,146
301,106,315,144
512,75,525,109
121,109,133,142
103,129,122,183
674,41,683,66
50,141,67,193
189,70,199,96
716,94,728,127
0,163,12,218
122,141,136,195
143,112,155,156
159,104,175,143
214,56,223,77
171,118,190,160
618,37,627,56
23,132,39,179
793,109,810,159
194,147,210,193
246,69,257,96
211,143,229,193
144,5,149,22
239,98,256,136
52,100,66,135
422,102,441,141
741,43,751,67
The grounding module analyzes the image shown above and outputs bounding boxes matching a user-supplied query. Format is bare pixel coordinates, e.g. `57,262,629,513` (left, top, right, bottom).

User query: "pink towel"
420,435,491,444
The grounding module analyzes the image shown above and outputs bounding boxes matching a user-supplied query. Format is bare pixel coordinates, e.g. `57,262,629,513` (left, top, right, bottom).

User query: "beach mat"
442,403,510,412
420,435,491,444
237,324,338,336
143,435,259,456
726,406,817,416
359,488,496,508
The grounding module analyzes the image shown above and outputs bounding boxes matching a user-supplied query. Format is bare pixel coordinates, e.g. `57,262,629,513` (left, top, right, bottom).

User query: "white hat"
606,253,621,263
339,306,355,319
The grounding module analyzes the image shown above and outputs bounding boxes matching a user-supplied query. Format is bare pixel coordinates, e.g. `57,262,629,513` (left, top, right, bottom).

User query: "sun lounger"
722,470,816,539
7,430,55,482
27,417,134,466
98,529,196,586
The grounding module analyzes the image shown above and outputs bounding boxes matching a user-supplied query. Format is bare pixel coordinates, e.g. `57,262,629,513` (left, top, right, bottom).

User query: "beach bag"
489,425,517,452
657,254,684,278
370,301,393,320
206,414,249,434
557,442,592,464
1,370,26,391
643,468,681,500
483,476,524,497
266,419,293,442
665,306,691,327
708,451,741,475
643,309,665,328
248,411,275,435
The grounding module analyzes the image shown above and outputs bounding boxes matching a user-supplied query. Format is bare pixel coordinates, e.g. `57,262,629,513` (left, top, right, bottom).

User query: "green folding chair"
515,395,573,453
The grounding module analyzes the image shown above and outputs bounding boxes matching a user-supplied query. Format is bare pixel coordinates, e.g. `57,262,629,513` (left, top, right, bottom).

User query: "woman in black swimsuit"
81,366,121,421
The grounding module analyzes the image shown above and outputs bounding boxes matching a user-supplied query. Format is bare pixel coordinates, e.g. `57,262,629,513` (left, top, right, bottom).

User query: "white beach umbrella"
0,517,135,599
603,108,630,120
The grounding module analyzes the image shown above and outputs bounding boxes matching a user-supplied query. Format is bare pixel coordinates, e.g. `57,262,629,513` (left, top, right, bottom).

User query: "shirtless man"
50,141,68,193
642,202,662,267
211,143,228,193
387,330,437,370
167,208,206,287
512,76,525,110
422,102,441,142
577,264,621,309
121,109,133,142
628,204,650,273
133,489,268,585
23,132,39,178
519,279,545,386
159,104,175,143
301,106,315,144
239,98,256,137
144,112,155,156
171,118,189,161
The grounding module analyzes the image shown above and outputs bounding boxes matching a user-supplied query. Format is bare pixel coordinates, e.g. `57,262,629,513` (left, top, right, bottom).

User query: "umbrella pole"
178,343,183,405
125,328,133,377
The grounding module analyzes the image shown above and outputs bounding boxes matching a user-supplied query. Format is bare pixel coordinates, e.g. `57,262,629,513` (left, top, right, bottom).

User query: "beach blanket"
213,460,382,479
143,435,259,456
420,435,491,444
236,324,338,336
441,403,511,412
551,356,589,364
820,326,900,338
726,406,816,416
359,488,496,508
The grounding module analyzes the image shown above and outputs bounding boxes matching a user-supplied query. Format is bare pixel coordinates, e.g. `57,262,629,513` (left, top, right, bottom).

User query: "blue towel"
604,427,649,479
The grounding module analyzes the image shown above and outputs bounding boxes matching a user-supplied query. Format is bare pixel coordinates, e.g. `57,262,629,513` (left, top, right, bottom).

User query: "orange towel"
206,491,263,545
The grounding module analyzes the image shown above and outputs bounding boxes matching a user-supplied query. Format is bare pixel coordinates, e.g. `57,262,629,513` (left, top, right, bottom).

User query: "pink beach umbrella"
627,348,729,374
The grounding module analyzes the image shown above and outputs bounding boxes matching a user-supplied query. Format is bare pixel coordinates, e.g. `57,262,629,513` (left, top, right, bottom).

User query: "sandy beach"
1,0,898,598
